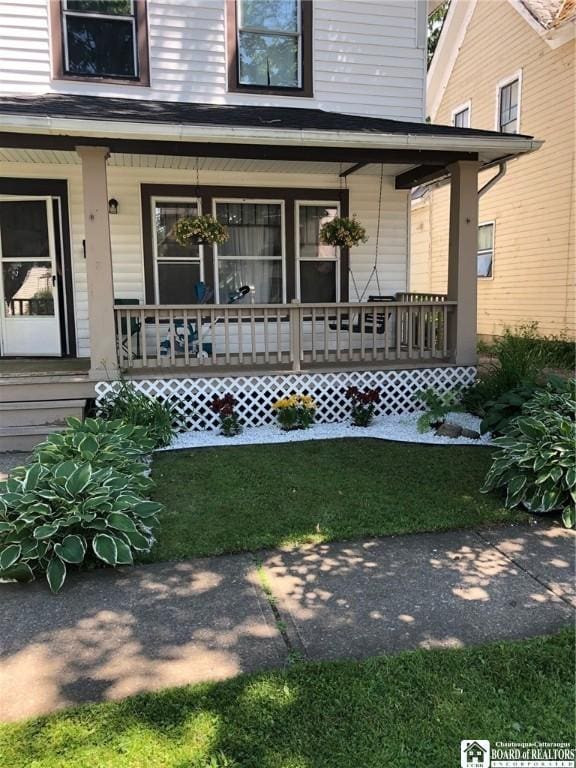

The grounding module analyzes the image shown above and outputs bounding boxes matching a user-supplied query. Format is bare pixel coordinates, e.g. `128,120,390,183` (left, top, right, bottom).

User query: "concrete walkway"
0,521,574,722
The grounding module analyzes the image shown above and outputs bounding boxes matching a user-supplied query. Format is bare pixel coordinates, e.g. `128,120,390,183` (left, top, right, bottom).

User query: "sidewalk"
0,521,574,722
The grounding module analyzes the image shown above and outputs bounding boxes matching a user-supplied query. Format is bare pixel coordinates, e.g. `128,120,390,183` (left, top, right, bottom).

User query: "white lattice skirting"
95,366,476,433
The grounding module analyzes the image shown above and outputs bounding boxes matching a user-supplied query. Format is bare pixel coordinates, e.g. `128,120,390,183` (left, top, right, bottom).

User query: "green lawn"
149,439,526,561
1,631,572,768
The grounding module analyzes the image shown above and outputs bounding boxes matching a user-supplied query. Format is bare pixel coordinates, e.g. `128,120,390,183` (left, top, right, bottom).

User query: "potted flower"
319,215,368,248
210,393,242,436
345,386,381,427
272,393,316,431
174,214,229,246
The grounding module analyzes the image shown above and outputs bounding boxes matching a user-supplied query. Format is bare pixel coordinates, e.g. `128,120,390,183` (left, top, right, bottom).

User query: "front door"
0,198,62,356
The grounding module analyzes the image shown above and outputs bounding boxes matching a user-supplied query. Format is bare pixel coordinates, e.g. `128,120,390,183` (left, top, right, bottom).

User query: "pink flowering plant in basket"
319,215,368,249
210,394,242,437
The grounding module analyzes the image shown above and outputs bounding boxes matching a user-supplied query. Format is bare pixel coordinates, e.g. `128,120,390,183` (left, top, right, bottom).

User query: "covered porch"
0,95,540,383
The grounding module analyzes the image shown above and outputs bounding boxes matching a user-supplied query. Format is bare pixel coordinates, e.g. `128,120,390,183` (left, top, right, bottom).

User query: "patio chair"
115,298,142,357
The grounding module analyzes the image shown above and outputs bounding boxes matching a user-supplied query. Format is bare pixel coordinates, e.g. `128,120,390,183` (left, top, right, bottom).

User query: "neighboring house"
0,0,539,448
410,0,575,340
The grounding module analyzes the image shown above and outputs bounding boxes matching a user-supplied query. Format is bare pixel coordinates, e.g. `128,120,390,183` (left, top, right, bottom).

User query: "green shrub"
481,381,576,526
30,416,155,473
0,460,162,592
98,380,177,448
479,376,568,435
414,387,462,433
465,323,575,414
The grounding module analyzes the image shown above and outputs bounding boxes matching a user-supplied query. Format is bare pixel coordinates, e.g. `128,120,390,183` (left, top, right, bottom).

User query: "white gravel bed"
160,411,492,452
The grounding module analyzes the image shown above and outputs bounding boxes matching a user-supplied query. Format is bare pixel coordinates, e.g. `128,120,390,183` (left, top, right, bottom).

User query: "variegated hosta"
23,416,156,474
0,461,162,593
481,383,576,528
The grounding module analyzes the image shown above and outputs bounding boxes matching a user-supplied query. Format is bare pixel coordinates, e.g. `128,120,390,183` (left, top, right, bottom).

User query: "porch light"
108,198,119,215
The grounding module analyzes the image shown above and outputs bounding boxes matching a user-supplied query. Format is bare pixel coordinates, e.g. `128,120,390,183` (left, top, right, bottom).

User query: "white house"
0,0,540,447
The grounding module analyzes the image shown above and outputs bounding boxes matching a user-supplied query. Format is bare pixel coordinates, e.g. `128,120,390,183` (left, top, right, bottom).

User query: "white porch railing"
114,299,455,371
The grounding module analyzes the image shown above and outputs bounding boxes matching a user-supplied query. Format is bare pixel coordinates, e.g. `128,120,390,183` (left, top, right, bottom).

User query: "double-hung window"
297,203,340,302
477,223,494,278
54,1,148,83
153,200,203,304
227,0,313,95
452,105,470,128
498,77,520,133
214,201,284,304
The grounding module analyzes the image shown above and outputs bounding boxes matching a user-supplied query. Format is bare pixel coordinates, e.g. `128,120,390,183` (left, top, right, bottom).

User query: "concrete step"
0,399,86,428
0,424,65,452
0,399,86,452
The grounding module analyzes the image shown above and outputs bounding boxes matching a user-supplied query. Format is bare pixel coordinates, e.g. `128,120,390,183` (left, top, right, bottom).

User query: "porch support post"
76,145,118,379
447,160,480,366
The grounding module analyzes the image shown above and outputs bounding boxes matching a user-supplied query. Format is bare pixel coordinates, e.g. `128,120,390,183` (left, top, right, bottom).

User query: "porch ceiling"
0,148,412,176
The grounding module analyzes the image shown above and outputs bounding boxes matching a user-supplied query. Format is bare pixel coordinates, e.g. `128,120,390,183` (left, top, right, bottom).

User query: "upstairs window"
52,0,149,84
452,104,470,128
227,0,313,96
477,222,494,278
498,76,520,133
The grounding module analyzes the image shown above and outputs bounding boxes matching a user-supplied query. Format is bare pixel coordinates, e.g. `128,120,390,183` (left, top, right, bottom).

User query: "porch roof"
0,94,541,179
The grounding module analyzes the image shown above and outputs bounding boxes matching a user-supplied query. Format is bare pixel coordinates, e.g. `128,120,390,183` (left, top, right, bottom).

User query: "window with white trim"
153,199,203,304
237,0,301,88
498,78,519,133
61,0,139,78
214,201,284,303
453,106,470,128
297,203,339,302
477,223,494,278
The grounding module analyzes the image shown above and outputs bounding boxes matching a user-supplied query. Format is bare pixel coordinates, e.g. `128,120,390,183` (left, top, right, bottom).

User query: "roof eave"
0,113,542,164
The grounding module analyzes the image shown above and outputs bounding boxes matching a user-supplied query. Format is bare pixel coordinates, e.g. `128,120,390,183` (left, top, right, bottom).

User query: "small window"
53,0,149,84
214,201,284,303
498,78,520,133
153,200,203,304
477,223,494,278
297,203,340,302
227,0,313,96
453,107,470,128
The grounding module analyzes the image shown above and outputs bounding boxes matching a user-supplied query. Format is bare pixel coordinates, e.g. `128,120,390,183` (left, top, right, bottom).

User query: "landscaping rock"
435,422,462,438
461,427,481,439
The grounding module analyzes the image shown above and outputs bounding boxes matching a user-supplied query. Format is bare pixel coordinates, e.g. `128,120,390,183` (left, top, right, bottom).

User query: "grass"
1,630,572,768
148,439,526,561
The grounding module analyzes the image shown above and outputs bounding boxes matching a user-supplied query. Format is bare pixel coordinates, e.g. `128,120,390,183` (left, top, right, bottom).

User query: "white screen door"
0,198,62,356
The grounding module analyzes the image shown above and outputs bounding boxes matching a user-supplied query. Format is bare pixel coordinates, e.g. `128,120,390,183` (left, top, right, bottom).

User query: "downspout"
478,162,507,198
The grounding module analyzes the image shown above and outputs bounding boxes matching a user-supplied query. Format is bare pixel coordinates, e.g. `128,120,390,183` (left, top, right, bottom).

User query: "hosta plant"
481,382,576,527
27,417,155,475
98,380,177,448
0,461,162,593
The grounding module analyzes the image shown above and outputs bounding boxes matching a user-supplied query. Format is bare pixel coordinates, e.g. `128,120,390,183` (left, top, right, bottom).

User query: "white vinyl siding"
0,0,426,121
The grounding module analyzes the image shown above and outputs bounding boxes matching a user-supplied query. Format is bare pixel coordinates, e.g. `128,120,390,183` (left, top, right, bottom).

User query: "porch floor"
0,357,90,377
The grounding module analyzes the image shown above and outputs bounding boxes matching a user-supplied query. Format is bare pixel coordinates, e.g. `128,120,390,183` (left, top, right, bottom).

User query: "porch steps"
0,400,86,452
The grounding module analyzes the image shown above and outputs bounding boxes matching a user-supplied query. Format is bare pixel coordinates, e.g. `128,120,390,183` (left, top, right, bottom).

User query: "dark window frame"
226,0,313,97
0,178,77,357
141,184,348,305
498,77,520,133
50,0,150,86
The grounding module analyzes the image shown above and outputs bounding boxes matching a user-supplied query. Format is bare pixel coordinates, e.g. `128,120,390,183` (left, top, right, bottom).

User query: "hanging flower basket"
319,215,368,248
174,214,229,246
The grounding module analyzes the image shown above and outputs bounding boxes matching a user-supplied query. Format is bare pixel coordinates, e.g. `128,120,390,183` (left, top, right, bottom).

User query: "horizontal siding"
0,160,408,356
411,0,575,337
0,0,425,121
